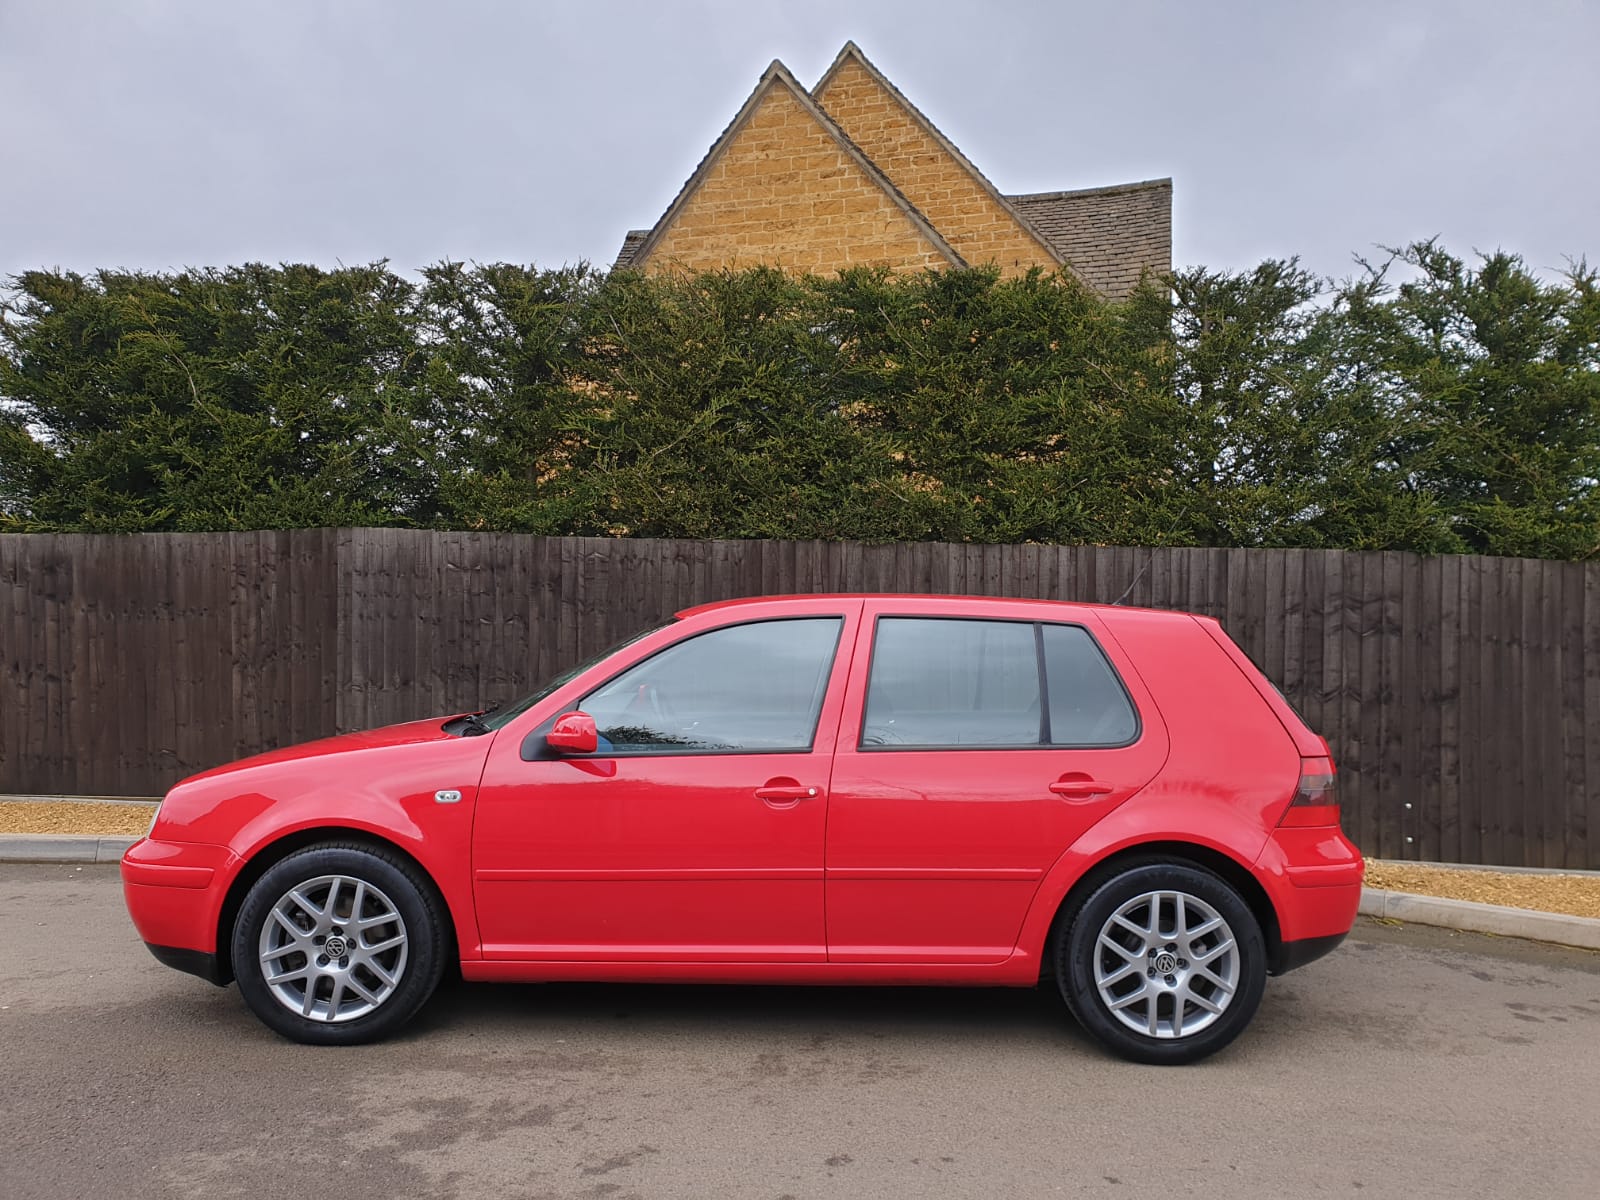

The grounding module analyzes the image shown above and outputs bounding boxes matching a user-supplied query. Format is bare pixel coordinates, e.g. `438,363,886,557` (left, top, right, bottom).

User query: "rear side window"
863,618,1039,746
579,617,843,754
862,617,1138,749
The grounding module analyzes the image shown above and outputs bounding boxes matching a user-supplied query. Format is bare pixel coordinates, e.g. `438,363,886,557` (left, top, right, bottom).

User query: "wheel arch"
214,826,458,986
1037,840,1283,982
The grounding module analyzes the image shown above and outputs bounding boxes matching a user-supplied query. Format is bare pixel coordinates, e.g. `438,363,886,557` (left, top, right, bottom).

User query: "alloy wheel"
1091,889,1239,1039
257,874,410,1023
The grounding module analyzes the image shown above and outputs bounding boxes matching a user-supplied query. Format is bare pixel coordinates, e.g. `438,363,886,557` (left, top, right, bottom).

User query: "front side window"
579,617,843,754
862,617,1140,749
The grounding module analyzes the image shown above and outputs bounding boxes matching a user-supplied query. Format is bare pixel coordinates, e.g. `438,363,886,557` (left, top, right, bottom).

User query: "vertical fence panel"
1559,562,1588,870
1414,554,1443,863
1436,555,1463,865
1583,564,1600,870
1486,557,1514,868
1460,556,1488,866
1320,551,1353,850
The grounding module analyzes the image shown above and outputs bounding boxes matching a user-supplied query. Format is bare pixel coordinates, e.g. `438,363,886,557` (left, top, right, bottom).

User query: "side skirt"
461,954,1041,987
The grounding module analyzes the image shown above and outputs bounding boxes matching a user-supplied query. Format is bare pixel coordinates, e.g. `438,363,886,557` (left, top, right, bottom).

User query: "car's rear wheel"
231,843,447,1045
1056,859,1266,1065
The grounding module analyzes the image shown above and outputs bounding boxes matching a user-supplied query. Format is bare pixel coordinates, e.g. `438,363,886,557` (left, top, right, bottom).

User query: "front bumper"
122,837,240,983
144,942,228,985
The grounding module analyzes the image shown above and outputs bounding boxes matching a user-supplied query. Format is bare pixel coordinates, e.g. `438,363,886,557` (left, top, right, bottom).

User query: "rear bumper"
1254,825,1364,955
121,837,239,974
1269,930,1349,975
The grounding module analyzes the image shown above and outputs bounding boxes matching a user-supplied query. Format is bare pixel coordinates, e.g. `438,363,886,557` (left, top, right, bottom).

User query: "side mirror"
547,711,598,755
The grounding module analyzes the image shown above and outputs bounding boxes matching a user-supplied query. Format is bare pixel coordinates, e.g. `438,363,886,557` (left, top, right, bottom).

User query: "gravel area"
0,801,157,836
1364,861,1600,921
4,802,1598,921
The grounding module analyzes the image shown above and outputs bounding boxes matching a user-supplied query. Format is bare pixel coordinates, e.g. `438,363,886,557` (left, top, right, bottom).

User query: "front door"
472,611,859,961
825,606,1168,963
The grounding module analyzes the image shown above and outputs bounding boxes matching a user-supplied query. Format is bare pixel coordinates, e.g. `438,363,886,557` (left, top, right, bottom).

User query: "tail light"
1279,756,1340,827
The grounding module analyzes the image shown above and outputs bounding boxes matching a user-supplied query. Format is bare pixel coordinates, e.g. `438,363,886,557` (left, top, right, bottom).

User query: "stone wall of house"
644,84,951,275
813,58,1058,277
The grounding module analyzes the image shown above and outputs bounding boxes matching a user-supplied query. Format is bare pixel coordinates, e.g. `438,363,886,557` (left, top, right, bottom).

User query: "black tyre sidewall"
1057,861,1266,1066
232,844,446,1046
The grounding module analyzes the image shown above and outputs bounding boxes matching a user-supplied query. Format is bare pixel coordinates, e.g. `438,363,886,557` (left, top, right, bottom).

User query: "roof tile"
1007,179,1172,300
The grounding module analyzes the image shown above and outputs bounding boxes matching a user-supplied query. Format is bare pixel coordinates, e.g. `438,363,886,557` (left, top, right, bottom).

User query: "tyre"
231,843,448,1045
1055,859,1266,1065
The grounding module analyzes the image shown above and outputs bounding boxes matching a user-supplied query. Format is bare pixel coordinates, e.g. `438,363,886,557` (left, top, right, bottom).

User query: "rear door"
824,600,1169,963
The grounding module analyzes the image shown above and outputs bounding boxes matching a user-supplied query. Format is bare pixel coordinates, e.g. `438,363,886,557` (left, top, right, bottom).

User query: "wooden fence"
2,529,1596,869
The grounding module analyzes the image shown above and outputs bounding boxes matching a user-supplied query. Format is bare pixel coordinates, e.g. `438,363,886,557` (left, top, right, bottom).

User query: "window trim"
1033,619,1053,745
856,615,1143,753
522,615,847,761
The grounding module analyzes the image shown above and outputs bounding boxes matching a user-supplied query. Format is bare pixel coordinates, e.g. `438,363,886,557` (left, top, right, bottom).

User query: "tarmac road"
2,863,1598,1200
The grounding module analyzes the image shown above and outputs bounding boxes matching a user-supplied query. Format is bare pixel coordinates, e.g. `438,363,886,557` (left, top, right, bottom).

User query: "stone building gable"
612,44,1173,301
629,63,961,276
811,43,1062,279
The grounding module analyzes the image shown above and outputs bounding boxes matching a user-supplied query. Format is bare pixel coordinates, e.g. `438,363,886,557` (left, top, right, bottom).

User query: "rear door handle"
755,784,820,803
1050,779,1115,799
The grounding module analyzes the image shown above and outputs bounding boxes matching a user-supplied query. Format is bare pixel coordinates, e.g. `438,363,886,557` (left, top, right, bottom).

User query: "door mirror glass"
547,711,599,755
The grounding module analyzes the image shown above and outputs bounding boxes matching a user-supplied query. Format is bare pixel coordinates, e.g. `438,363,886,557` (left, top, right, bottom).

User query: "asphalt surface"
3,865,1598,1200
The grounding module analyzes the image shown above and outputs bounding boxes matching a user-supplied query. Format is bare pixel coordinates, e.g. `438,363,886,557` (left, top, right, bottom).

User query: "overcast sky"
3,0,1596,286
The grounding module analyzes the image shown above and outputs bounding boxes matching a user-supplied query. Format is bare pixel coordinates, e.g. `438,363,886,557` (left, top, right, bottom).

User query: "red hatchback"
123,594,1362,1064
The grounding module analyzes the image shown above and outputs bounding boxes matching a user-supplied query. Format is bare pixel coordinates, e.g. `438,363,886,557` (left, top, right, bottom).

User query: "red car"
123,594,1361,1064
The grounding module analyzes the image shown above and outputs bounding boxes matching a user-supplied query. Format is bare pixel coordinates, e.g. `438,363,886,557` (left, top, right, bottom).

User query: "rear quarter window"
1042,623,1140,746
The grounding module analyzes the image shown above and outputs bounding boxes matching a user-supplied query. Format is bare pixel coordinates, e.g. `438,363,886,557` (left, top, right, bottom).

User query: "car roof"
674,593,1194,622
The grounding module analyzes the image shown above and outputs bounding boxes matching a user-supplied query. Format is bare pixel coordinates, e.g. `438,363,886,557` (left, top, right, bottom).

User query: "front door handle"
754,782,820,804
1050,778,1115,799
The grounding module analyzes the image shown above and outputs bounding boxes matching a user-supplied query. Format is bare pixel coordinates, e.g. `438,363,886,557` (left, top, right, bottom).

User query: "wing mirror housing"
547,711,599,755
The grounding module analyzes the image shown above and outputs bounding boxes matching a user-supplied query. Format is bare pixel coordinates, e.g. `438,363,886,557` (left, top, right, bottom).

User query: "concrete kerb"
1366,855,1600,879
0,794,161,806
1359,887,1600,952
0,835,140,864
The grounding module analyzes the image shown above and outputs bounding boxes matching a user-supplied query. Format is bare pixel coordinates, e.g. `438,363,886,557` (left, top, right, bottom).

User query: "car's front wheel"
1056,859,1267,1065
231,843,447,1045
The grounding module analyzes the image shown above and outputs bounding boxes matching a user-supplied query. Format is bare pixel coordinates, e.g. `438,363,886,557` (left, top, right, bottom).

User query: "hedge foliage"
3,243,1597,557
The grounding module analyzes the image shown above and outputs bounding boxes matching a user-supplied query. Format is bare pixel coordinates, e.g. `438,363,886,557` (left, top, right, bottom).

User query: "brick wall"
643,83,951,275
813,58,1058,277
